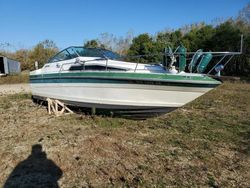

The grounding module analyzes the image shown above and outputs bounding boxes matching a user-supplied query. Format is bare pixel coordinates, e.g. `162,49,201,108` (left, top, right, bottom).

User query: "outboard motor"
188,49,203,72
177,44,186,72
196,53,213,73
163,47,175,70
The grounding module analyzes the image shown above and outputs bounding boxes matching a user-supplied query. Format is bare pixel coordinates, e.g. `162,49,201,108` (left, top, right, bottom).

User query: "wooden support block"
65,106,74,114
47,98,51,114
55,102,58,112
59,107,65,115
46,98,74,116
51,102,56,113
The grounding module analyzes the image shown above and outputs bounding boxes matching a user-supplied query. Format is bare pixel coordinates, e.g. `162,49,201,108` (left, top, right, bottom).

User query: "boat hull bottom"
32,95,177,119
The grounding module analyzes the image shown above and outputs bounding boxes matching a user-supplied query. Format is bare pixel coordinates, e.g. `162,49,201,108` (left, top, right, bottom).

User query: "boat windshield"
48,47,121,63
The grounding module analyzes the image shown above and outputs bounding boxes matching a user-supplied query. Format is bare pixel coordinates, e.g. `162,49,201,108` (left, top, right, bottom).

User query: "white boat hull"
30,83,212,109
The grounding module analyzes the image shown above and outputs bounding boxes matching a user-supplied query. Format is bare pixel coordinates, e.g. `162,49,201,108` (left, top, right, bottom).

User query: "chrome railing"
55,35,243,75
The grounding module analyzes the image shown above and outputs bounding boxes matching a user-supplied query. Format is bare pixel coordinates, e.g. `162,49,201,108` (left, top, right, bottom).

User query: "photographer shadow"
4,144,62,188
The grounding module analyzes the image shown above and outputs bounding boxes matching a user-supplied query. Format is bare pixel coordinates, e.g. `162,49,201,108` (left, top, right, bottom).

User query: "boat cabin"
43,47,140,73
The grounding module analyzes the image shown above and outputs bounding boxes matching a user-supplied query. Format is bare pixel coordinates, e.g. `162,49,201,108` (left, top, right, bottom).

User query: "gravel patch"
0,84,30,95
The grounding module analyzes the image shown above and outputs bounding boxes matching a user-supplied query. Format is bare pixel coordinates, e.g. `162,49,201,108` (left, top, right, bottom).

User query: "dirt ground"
0,82,249,187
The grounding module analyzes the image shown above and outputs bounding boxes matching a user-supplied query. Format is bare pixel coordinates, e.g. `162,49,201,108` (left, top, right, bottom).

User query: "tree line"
0,40,58,70
0,3,249,76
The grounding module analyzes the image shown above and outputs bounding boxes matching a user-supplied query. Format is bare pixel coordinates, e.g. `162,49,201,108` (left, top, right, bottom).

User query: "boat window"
69,65,84,71
49,50,72,63
73,47,103,58
66,48,79,58
48,47,122,63
69,64,126,71
71,47,121,59
101,49,121,60
85,65,126,71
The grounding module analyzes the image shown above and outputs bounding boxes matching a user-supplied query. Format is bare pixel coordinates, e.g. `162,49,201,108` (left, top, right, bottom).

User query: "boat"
30,36,243,118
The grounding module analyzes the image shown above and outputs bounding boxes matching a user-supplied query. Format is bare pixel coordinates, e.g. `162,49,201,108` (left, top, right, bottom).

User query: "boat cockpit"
44,47,163,73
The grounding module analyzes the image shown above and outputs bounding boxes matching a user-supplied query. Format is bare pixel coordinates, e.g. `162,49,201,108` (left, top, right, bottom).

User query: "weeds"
0,71,29,85
0,81,249,187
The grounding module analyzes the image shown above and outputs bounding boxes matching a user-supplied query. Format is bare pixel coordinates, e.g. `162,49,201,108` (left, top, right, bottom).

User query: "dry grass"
0,82,249,187
0,71,29,85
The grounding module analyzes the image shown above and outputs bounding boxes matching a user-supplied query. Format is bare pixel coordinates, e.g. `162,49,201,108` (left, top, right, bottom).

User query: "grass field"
0,71,29,85
0,82,249,187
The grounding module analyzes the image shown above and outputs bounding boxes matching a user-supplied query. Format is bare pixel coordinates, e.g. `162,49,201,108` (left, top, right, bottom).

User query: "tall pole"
240,35,243,54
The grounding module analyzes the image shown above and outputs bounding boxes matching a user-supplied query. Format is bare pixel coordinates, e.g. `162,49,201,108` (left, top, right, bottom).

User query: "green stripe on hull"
30,72,218,83
30,72,220,88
